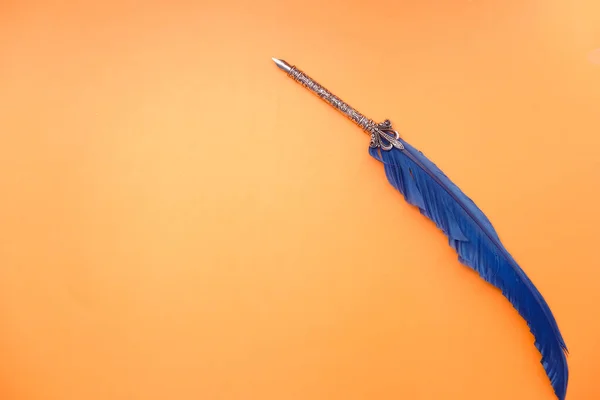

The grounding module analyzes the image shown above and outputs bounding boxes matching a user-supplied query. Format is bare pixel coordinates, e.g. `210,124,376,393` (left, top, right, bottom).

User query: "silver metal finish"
272,58,403,151
272,57,292,73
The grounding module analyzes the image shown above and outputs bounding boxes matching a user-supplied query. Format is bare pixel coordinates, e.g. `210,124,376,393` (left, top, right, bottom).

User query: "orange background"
1,1,599,399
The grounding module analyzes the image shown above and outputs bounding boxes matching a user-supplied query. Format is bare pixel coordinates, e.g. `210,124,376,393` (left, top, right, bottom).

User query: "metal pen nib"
271,57,404,150
272,58,292,73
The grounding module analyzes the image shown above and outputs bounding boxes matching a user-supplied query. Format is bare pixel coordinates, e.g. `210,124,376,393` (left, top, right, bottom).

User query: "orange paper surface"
1,1,599,399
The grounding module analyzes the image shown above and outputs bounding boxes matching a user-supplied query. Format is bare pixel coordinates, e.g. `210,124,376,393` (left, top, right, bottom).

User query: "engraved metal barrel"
272,58,404,151
288,66,378,135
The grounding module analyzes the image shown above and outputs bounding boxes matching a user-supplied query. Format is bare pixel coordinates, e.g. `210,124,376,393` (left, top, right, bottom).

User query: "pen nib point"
272,57,292,73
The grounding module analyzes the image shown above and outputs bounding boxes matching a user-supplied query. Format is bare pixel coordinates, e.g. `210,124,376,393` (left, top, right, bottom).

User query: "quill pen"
272,58,568,399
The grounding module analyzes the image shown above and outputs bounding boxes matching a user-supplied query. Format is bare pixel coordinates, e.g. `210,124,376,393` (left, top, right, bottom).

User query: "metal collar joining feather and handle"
273,58,404,151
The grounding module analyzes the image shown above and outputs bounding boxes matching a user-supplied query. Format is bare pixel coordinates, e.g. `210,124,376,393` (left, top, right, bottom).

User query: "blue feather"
370,138,568,400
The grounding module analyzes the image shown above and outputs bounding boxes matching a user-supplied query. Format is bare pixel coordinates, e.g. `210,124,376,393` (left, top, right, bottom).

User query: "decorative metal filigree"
370,119,405,151
287,66,404,151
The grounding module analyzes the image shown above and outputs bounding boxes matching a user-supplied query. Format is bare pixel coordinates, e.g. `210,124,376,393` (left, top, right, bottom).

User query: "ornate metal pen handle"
272,58,404,151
